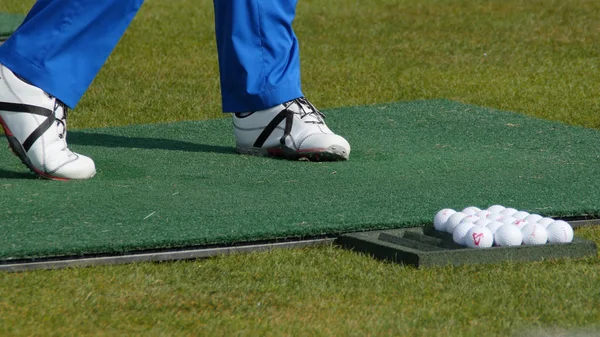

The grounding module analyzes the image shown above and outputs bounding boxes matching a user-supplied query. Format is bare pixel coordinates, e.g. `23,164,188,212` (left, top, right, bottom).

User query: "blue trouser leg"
0,0,303,112
213,0,303,113
0,0,144,108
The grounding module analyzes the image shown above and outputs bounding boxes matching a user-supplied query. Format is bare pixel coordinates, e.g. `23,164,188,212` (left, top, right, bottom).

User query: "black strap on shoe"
252,101,296,148
251,98,324,149
0,102,54,152
280,109,294,146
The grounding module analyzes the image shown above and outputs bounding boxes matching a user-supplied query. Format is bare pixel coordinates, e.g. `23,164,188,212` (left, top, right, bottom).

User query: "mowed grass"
1,233,599,336
1,0,600,335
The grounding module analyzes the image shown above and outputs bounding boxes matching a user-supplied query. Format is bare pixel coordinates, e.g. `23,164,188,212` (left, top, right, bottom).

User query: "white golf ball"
524,214,543,223
462,207,481,215
434,208,456,231
487,205,506,213
536,217,555,228
453,222,475,245
474,218,492,227
459,215,480,227
512,211,530,220
464,226,494,248
446,212,468,233
494,224,523,247
487,213,505,222
500,216,517,225
475,210,492,219
486,221,504,234
521,223,548,245
500,208,518,216
512,219,529,230
547,220,574,243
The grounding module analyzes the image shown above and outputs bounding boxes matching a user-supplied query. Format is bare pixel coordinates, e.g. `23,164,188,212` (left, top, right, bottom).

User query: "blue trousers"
0,0,303,112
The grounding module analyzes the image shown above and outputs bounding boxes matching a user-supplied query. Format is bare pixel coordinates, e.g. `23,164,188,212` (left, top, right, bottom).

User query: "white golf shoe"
233,97,350,161
0,64,96,180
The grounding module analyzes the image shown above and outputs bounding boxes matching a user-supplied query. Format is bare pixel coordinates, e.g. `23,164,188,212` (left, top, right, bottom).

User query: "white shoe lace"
53,99,67,141
47,96,71,154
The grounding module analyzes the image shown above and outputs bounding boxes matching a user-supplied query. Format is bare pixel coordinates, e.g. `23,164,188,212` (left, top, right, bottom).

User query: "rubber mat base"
337,225,598,268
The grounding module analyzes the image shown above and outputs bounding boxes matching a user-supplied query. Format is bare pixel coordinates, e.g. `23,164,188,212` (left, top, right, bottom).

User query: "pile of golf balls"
433,205,574,248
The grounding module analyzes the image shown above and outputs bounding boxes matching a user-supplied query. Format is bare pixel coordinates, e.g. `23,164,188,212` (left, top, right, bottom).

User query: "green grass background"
1,0,600,335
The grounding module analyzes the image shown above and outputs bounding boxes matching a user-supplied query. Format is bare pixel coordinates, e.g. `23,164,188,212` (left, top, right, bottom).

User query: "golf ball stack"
433,205,574,247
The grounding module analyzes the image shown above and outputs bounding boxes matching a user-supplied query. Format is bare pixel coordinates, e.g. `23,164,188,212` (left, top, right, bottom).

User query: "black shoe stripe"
0,102,55,152
281,110,294,146
22,115,55,152
253,109,291,148
0,102,54,117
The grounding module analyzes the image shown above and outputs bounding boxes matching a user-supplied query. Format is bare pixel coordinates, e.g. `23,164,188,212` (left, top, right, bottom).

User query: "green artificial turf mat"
0,12,23,40
1,99,599,261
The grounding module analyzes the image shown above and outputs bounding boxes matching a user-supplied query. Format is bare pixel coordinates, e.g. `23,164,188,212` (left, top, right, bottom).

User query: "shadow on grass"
0,168,37,180
0,132,237,179
68,131,236,155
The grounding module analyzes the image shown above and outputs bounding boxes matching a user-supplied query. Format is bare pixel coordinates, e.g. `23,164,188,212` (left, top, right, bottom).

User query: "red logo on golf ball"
473,232,484,246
